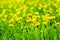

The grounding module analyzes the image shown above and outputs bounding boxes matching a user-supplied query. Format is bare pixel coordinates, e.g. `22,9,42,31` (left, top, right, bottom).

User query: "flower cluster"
0,0,60,27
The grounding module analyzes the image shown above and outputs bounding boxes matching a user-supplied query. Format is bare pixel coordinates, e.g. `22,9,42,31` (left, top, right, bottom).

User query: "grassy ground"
0,0,60,40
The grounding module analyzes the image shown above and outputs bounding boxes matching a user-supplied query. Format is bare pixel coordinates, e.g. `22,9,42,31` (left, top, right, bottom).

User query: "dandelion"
33,1,38,7
35,11,39,15
15,0,21,3
16,17,22,21
27,13,32,18
56,8,60,12
42,13,50,21
34,22,40,27
13,14,18,18
49,16,55,19
23,5,28,12
9,18,14,27
9,23,14,27
9,18,14,24
42,13,55,21
16,9,21,15
55,22,60,26
47,8,53,13
26,19,34,23
26,1,33,5
43,2,48,8
42,21,48,25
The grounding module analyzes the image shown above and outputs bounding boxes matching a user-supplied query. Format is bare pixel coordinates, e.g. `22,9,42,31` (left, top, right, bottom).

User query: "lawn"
0,0,60,40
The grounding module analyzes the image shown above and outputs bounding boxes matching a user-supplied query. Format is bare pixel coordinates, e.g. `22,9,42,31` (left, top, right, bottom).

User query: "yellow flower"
55,22,60,26
33,1,38,6
15,0,21,3
26,19,34,23
9,18,14,24
42,21,48,25
56,8,60,12
16,17,22,21
26,1,33,5
34,22,40,27
9,23,14,27
16,9,21,15
1,0,7,5
42,14,55,22
43,2,48,8
35,16,40,18
42,14,50,21
27,13,32,18
35,11,39,15
9,18,14,27
32,15,40,20
23,5,28,12
13,14,18,18
49,16,55,19
56,0,60,2
47,8,53,13
55,22,60,24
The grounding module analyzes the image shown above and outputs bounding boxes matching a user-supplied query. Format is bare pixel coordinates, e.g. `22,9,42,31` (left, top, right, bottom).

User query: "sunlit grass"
0,0,60,40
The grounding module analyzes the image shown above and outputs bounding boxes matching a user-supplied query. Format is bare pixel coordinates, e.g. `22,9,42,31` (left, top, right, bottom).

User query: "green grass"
0,0,60,40
0,23,60,40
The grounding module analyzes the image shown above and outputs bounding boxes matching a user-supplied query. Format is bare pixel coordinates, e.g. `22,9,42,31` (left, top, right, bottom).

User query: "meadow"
0,0,60,40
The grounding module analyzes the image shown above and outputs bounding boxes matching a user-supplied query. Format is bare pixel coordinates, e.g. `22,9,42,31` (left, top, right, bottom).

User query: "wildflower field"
0,0,60,40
